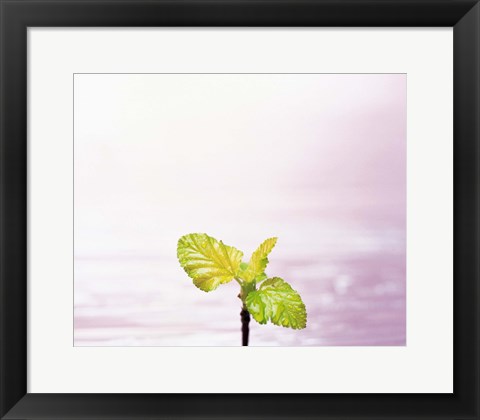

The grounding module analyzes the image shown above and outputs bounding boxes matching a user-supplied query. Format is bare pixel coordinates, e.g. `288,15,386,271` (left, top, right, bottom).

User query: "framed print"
0,0,479,419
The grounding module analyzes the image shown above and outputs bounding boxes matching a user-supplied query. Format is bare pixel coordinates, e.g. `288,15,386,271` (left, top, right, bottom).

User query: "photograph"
73,73,406,346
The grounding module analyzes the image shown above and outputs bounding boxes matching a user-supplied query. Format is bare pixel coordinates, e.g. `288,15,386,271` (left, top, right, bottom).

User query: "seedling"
177,233,307,346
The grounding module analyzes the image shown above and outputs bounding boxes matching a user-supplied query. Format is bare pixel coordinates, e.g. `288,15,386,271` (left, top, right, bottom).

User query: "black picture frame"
1,1,479,419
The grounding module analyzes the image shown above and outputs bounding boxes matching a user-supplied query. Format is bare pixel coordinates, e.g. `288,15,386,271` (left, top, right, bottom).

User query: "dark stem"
240,306,250,346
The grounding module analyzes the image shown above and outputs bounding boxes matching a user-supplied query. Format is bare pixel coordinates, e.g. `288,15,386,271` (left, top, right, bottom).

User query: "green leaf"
246,277,307,329
177,233,243,292
240,237,277,283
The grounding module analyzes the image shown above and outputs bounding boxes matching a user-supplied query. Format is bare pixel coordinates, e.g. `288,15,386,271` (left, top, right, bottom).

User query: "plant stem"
238,281,255,346
240,306,250,346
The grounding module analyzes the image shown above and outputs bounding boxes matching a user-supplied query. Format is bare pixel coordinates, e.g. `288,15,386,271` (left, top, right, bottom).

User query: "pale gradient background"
74,74,406,346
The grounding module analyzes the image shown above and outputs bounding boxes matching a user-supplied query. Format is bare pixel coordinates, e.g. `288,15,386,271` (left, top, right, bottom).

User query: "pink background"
74,74,406,346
